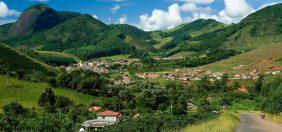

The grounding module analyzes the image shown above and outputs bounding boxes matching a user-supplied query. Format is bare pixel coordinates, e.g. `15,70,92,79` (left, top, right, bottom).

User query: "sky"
0,0,281,31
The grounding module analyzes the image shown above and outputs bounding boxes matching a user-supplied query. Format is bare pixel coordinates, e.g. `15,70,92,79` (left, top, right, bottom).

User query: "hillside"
194,4,282,52
151,4,282,59
0,4,157,60
0,44,52,74
193,43,282,73
0,75,94,113
171,19,225,37
5,4,80,39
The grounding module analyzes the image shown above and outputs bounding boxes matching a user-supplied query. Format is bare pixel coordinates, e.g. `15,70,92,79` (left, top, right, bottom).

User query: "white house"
97,110,122,124
81,110,122,130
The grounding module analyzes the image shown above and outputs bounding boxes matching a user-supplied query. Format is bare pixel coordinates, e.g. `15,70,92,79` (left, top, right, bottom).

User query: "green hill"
171,19,225,37
0,4,156,60
0,75,94,113
0,44,52,74
112,24,152,40
5,4,80,39
193,43,282,73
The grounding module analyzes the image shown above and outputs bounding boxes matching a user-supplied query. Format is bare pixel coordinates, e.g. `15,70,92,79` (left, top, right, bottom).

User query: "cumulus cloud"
139,4,182,31
92,14,98,19
180,3,199,11
0,1,20,18
224,0,253,18
119,16,127,24
179,0,214,4
111,5,121,13
185,0,254,24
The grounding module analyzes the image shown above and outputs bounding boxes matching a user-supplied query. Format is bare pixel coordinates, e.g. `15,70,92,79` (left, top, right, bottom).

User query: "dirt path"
235,113,282,132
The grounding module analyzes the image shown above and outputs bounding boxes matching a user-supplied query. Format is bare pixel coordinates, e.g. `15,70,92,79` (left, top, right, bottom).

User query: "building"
81,110,122,130
97,110,122,123
88,106,101,112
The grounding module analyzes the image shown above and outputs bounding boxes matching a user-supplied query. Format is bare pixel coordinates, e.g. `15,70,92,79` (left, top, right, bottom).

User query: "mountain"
221,3,282,51
7,4,80,38
171,19,225,37
0,44,52,74
112,24,152,40
0,4,156,60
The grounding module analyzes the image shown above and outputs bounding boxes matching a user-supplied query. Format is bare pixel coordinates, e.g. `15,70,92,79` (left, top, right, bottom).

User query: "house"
88,106,101,112
81,110,122,130
97,110,122,123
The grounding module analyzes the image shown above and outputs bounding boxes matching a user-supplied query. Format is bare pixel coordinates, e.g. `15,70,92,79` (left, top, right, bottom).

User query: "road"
235,113,282,132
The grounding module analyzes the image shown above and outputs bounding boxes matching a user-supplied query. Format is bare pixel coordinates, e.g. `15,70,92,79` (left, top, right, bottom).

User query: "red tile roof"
88,106,101,111
98,110,120,116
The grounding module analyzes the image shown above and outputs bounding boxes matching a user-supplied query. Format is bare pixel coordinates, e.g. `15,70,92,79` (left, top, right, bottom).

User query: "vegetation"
183,111,239,132
0,75,94,112
0,44,51,76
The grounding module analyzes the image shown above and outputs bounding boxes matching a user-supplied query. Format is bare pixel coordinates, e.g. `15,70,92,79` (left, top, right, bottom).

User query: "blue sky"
0,0,281,30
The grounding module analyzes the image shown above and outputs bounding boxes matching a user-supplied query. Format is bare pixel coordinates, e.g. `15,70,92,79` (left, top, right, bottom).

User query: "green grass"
0,44,53,73
169,51,196,60
37,51,81,62
124,35,156,52
182,111,240,132
0,75,95,113
153,37,172,49
99,54,130,61
193,43,282,73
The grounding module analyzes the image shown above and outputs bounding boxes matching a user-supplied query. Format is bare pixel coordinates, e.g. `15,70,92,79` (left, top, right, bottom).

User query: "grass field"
99,54,130,61
169,51,196,60
0,44,53,72
153,37,172,49
191,43,282,73
182,111,240,132
124,35,156,52
37,51,81,62
0,76,95,113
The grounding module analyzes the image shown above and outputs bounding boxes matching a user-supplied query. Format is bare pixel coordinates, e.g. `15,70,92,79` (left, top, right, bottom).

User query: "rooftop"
98,110,121,116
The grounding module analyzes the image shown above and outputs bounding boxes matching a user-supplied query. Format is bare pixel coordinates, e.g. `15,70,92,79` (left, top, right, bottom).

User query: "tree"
261,85,282,114
38,88,56,112
55,96,74,113
197,76,212,91
221,74,229,91
254,74,264,93
232,81,241,91
3,102,27,116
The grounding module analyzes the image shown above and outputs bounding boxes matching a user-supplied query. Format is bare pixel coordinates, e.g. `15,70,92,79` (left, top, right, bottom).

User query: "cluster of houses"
111,74,131,85
136,69,281,83
136,69,225,83
63,59,140,74
80,106,122,131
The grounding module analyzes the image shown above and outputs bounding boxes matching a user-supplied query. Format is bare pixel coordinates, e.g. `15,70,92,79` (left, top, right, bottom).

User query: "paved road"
235,113,282,132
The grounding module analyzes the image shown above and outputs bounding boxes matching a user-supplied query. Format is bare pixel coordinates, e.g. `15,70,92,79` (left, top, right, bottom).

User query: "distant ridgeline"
0,3,281,63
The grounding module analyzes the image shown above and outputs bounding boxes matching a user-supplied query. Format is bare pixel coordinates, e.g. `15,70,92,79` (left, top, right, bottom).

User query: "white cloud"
186,0,254,24
139,3,182,31
224,0,253,18
92,14,98,19
180,3,199,12
0,1,20,18
111,5,121,13
119,16,127,24
179,0,214,4
257,2,282,10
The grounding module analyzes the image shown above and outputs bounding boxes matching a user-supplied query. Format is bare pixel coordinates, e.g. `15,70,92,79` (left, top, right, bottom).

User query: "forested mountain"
0,4,281,61
155,3,282,58
0,4,155,60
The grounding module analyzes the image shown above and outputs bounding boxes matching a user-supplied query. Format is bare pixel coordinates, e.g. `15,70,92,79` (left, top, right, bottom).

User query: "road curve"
235,113,282,132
